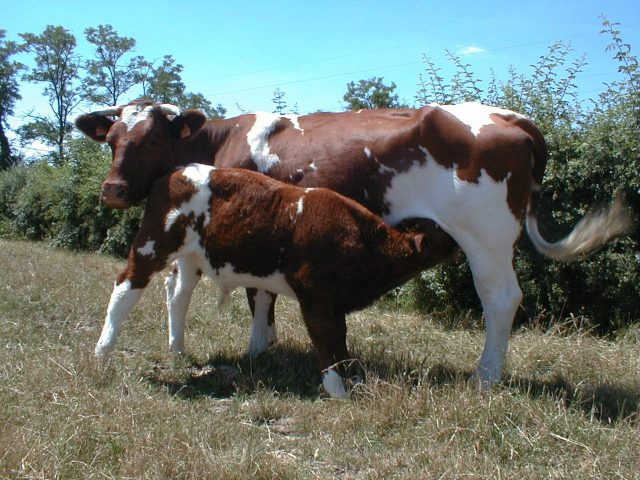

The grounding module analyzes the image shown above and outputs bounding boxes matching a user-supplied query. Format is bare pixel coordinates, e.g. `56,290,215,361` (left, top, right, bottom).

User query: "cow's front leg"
246,288,278,357
96,279,144,356
165,256,201,356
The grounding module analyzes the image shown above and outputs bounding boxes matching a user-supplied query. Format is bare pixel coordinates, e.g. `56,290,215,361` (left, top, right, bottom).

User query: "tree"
144,55,225,119
0,30,25,169
145,55,186,104
19,25,83,164
343,77,403,110
272,88,287,114
83,24,148,106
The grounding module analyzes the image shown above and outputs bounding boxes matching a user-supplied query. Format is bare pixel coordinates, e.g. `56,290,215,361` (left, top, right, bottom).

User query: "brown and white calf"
96,165,454,398
77,101,633,388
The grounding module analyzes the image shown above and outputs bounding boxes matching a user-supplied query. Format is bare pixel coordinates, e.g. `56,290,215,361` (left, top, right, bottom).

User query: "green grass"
1,238,638,479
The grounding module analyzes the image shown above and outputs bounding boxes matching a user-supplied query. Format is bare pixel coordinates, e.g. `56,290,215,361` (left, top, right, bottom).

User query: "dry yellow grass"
1,239,638,479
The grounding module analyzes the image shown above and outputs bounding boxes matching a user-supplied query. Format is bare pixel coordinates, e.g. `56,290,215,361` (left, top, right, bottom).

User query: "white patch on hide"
137,239,155,258
203,262,297,301
284,114,304,135
164,164,215,232
247,112,282,173
436,102,525,137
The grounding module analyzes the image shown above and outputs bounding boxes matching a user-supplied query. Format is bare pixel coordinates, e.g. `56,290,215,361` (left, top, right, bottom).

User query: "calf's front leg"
96,278,144,356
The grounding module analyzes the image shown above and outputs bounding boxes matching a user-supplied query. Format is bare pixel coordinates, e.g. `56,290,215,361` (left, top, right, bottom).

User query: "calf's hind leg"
165,256,201,355
246,288,278,357
301,305,351,399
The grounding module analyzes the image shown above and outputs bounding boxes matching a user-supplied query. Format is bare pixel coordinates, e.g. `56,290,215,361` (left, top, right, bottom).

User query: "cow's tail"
526,189,634,261
517,116,634,262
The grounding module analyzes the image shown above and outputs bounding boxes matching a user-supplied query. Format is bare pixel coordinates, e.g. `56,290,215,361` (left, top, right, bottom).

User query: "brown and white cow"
96,165,455,398
76,101,633,387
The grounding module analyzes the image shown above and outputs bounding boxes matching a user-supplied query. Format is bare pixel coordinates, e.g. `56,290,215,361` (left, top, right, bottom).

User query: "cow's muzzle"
101,180,131,208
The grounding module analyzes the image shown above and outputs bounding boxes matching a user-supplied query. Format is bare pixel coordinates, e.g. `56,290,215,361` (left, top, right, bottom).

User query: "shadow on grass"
504,374,639,424
146,342,322,400
145,343,638,424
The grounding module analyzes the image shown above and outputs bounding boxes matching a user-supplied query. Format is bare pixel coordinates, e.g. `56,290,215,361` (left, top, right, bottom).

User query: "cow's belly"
382,156,521,252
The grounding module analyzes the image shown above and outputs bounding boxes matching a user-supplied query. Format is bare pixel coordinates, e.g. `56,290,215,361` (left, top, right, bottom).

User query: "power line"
203,26,640,99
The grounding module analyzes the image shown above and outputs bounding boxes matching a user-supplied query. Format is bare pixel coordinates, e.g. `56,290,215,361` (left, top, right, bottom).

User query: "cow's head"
75,102,207,208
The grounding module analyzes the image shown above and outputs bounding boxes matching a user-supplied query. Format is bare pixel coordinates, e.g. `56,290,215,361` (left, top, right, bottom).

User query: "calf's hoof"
322,369,348,399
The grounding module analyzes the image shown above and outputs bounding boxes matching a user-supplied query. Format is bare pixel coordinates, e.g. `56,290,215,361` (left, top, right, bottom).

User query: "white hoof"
322,369,348,399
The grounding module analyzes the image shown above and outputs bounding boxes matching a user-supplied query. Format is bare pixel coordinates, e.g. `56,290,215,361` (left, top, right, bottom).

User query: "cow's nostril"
101,182,129,204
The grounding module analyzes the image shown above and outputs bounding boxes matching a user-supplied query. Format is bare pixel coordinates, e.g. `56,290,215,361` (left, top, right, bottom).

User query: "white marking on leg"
95,280,143,356
322,368,348,399
137,239,155,258
165,257,200,355
248,290,275,357
381,146,523,388
247,112,282,173
464,243,522,388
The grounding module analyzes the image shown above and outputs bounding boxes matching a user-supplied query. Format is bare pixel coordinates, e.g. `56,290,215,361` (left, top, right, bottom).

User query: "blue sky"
3,0,640,125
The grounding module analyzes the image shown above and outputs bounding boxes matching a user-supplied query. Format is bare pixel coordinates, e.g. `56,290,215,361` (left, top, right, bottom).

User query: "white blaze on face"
120,104,155,131
436,102,524,137
247,112,282,173
137,239,156,258
164,164,215,232
296,196,304,215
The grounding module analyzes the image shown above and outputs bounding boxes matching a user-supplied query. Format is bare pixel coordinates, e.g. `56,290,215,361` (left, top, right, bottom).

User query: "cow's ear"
75,114,115,142
169,109,207,140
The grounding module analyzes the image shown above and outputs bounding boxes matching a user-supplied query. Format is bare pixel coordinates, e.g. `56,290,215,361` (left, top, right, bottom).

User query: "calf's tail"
525,188,635,262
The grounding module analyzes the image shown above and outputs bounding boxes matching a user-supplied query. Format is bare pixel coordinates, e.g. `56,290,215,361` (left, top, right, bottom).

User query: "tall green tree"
83,24,148,106
0,29,25,169
144,55,225,119
19,25,83,164
343,77,403,110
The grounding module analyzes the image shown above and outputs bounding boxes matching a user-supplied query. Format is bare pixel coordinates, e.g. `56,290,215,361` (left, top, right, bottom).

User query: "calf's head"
75,102,207,208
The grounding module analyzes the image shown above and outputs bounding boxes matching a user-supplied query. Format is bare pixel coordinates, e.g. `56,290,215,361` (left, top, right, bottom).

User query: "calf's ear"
169,109,207,140
75,114,115,142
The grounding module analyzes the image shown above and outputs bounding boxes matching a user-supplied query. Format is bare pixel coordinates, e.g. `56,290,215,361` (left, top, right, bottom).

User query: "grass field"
1,238,638,479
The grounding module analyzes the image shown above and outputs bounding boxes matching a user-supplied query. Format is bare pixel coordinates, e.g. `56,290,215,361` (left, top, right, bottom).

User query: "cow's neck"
172,118,238,168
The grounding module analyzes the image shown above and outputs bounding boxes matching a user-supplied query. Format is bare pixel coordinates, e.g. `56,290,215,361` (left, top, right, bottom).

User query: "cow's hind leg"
246,288,278,357
465,245,522,388
165,256,201,355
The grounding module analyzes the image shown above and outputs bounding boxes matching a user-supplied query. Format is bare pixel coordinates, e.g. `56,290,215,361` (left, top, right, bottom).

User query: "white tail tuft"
526,191,635,262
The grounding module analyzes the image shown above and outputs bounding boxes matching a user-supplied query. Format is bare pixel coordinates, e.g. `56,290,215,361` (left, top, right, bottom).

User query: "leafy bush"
0,138,143,257
392,22,639,331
